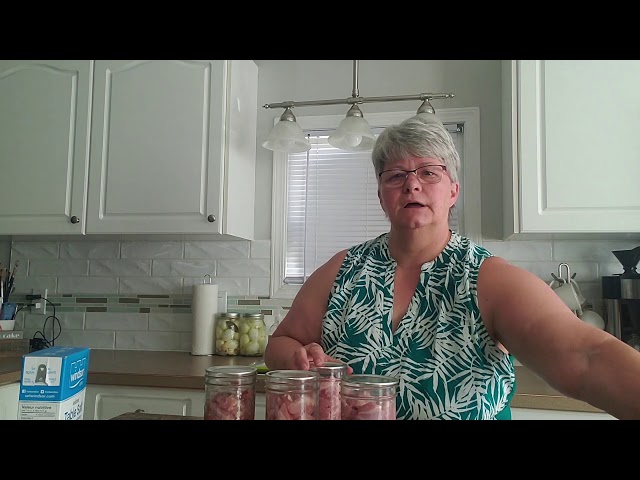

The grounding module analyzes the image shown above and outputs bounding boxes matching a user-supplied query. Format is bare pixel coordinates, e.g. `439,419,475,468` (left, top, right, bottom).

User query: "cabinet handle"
134,409,145,413
207,214,216,223
70,216,80,224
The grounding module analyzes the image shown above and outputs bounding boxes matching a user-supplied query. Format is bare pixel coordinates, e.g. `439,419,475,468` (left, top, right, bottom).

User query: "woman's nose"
403,172,422,191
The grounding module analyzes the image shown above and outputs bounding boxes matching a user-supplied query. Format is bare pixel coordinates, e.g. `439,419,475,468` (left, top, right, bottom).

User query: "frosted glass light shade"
328,115,376,151
413,111,444,125
262,118,311,153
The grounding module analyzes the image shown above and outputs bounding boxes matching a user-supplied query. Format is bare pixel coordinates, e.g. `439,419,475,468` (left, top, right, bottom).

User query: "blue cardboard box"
18,346,90,420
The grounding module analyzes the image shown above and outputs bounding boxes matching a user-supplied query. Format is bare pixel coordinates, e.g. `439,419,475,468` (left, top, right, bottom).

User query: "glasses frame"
378,164,448,188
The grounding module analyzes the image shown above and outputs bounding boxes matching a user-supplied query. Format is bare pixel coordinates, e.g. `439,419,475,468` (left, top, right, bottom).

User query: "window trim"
270,107,482,299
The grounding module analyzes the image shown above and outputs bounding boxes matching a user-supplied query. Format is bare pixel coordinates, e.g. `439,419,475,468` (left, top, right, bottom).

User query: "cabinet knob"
207,214,216,223
70,215,80,224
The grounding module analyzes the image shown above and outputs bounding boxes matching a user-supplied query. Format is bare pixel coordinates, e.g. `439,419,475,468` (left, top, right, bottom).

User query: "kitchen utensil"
578,309,605,330
552,282,584,315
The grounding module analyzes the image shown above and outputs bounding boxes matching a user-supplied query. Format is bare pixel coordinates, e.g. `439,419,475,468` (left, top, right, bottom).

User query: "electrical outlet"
32,288,48,315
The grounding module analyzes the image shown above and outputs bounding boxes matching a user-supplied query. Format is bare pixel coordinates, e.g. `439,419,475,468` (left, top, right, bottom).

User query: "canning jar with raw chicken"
265,370,319,420
310,362,349,420
204,366,257,420
341,374,398,420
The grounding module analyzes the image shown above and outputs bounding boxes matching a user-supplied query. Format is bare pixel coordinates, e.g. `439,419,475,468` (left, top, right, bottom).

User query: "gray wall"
253,60,504,240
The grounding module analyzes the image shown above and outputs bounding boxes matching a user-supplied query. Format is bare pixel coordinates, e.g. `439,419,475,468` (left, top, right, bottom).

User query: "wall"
3,60,639,352
254,60,505,240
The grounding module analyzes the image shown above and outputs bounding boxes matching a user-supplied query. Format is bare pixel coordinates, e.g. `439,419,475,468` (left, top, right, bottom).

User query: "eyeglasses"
378,164,448,188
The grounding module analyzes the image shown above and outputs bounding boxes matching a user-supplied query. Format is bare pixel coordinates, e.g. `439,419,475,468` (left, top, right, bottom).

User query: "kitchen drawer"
85,384,205,420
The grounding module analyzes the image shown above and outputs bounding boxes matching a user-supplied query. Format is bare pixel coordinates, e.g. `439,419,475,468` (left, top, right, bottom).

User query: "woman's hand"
292,342,353,374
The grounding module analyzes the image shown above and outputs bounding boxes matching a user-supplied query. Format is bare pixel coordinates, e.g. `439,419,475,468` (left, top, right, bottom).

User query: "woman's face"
377,156,459,230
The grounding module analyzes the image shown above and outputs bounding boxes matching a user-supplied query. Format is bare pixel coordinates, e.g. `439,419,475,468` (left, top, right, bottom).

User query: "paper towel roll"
191,282,218,356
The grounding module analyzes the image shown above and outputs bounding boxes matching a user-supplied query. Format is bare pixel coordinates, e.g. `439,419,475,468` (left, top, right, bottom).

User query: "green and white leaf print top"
321,231,516,420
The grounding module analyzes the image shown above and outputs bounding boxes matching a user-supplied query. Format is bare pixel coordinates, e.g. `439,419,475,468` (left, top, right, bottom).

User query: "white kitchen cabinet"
85,60,258,239
84,384,206,419
511,407,615,420
502,60,640,237
0,382,19,420
83,384,266,420
0,60,91,235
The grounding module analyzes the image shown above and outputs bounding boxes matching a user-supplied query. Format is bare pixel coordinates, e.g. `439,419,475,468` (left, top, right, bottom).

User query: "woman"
264,117,640,420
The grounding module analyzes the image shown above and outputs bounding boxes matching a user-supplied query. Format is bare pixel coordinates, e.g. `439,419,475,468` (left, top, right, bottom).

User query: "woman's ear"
450,182,460,207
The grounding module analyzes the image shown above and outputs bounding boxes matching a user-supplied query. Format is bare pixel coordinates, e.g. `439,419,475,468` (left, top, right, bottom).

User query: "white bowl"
0,320,15,331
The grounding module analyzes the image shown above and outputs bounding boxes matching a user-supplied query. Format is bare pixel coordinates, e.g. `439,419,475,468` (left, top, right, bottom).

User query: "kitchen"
0,60,638,420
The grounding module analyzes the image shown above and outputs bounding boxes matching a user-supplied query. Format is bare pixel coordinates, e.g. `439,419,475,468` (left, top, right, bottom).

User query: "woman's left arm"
477,256,640,420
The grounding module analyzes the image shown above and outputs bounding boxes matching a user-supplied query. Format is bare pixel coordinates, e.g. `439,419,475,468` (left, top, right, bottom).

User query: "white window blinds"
285,124,463,284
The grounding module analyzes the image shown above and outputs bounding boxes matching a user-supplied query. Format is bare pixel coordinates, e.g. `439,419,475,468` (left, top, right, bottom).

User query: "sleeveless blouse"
321,231,516,420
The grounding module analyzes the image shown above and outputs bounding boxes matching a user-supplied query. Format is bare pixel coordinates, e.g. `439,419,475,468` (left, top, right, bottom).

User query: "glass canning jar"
238,313,267,356
264,370,319,420
310,362,349,420
341,374,399,420
204,365,257,420
215,313,240,356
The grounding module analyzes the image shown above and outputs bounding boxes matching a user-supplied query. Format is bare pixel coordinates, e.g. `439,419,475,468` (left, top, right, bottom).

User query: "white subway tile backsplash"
250,277,270,296
60,241,120,259
29,259,89,276
58,276,118,294
12,276,57,294
24,312,85,331
55,330,116,349
86,312,149,331
149,313,193,332
509,261,599,283
183,277,249,296
552,240,639,262
11,241,59,259
119,277,183,295
121,241,184,259
483,240,552,261
116,331,182,350
152,259,216,277
216,259,270,277
90,259,151,276
250,240,271,259
184,241,249,259
9,235,633,352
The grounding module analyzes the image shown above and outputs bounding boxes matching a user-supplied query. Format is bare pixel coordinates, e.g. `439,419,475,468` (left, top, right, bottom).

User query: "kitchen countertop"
0,348,605,414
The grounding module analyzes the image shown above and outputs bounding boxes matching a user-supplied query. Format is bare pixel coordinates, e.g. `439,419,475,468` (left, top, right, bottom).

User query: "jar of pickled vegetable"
265,370,319,420
341,374,398,420
215,313,240,356
311,362,349,420
204,366,257,420
238,313,267,356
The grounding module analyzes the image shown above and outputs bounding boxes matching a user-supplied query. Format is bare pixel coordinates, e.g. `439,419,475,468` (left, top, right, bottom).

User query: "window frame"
269,107,482,299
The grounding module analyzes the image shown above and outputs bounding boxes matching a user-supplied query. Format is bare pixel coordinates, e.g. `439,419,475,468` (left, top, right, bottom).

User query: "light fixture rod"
263,92,454,110
352,60,359,98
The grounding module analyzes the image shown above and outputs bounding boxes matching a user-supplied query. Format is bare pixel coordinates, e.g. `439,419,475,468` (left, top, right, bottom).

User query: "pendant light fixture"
262,60,455,153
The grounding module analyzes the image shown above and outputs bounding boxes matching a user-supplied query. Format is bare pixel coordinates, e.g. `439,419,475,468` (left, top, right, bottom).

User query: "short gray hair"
372,117,460,184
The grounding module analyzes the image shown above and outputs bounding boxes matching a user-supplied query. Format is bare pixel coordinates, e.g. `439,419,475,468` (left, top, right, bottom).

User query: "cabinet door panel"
518,60,640,232
0,60,90,234
87,60,226,234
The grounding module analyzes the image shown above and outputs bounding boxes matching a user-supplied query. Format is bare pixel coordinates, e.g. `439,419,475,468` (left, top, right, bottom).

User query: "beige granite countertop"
0,348,604,413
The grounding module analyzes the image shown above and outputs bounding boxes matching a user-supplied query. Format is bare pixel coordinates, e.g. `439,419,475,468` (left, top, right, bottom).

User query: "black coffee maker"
602,246,640,348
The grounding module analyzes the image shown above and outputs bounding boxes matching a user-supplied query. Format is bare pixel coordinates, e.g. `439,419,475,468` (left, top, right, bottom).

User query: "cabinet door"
0,383,19,420
0,60,91,234
512,407,615,420
86,60,226,234
84,384,205,420
514,60,640,233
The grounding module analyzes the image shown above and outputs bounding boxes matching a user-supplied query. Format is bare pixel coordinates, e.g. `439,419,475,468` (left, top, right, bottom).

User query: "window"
270,108,481,299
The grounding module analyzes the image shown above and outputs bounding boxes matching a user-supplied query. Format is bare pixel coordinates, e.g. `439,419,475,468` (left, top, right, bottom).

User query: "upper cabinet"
0,60,258,240
503,60,640,237
0,60,91,234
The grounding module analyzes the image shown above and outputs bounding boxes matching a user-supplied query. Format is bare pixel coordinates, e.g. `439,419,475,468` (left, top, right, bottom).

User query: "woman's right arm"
263,249,348,371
